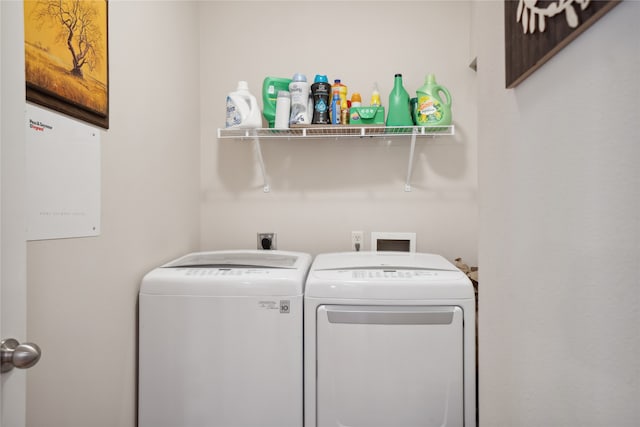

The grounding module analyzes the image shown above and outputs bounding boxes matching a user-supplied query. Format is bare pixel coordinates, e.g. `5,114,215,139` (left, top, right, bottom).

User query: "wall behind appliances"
200,1,478,264
26,2,201,427
477,1,640,426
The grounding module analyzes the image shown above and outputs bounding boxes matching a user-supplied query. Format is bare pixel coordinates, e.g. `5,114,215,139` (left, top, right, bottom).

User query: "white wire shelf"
217,125,454,139
215,125,455,193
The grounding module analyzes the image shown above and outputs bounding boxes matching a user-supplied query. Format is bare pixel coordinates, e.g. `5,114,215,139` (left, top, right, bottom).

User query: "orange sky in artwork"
24,0,108,84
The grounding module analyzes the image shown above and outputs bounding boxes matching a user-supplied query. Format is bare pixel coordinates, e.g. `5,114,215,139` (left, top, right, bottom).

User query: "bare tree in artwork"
32,0,103,78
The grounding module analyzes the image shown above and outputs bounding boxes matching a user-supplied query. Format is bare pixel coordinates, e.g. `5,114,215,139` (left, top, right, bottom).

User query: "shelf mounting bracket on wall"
252,134,270,192
404,129,418,192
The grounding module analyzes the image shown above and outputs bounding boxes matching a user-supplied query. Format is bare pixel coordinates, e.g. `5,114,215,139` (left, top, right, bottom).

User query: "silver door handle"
1,338,42,373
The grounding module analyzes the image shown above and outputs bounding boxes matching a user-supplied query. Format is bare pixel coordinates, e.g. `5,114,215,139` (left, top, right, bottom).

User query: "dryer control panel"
350,269,444,279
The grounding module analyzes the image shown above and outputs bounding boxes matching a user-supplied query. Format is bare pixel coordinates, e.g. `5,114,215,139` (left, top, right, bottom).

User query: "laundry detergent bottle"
262,77,292,128
415,74,452,126
289,73,311,125
226,81,262,128
311,74,331,125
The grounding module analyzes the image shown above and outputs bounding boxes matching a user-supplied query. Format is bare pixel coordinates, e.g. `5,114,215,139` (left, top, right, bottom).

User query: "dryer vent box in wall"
371,232,416,252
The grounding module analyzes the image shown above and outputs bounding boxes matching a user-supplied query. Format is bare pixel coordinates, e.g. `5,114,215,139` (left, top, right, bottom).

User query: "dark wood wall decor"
505,0,620,88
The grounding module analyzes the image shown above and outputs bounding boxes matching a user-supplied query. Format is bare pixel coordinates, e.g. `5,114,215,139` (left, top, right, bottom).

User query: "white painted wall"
200,1,478,264
476,1,640,426
25,2,201,427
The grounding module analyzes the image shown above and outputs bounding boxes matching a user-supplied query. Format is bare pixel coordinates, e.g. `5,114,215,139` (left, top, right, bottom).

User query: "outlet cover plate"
257,232,277,250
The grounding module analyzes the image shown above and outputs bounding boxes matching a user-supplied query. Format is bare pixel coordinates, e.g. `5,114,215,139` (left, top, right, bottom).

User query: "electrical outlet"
257,232,277,250
351,231,364,252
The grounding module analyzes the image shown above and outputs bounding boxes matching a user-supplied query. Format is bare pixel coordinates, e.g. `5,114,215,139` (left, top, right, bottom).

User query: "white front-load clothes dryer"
138,250,312,427
304,252,476,427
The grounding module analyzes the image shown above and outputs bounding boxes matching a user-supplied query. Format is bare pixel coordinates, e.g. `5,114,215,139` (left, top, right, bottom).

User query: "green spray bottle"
415,74,452,126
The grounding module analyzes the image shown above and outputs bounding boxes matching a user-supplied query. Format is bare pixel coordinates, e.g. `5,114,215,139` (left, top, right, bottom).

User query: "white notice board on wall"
26,104,101,240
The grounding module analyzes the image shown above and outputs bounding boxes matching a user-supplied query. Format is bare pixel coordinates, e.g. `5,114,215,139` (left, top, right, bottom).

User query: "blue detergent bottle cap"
314,74,328,83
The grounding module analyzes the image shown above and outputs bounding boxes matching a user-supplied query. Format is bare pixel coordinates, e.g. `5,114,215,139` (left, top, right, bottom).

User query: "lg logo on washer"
280,300,290,314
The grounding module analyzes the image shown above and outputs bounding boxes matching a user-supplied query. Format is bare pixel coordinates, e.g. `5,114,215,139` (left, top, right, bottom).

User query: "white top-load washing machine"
138,250,312,427
304,251,476,427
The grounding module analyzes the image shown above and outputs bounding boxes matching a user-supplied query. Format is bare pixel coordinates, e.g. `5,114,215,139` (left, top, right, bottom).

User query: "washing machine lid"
306,252,473,300
163,251,301,269
140,250,312,296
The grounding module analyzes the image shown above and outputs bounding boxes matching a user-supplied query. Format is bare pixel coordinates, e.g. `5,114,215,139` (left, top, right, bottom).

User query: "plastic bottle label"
331,98,341,125
289,82,310,125
226,96,242,127
416,95,443,124
226,92,261,128
315,98,328,113
290,104,309,125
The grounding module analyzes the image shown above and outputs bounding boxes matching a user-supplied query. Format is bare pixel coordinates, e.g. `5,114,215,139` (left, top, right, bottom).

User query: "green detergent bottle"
262,77,292,128
415,74,452,127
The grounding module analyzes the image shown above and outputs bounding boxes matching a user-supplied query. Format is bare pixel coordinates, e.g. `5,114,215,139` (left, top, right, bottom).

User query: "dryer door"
316,305,464,427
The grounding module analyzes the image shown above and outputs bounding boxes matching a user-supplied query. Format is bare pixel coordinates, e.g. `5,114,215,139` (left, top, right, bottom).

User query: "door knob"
1,338,42,373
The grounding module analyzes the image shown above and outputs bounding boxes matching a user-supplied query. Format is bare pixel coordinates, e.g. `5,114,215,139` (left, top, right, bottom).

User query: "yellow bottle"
370,82,381,106
339,85,347,105
332,79,348,104
340,99,349,125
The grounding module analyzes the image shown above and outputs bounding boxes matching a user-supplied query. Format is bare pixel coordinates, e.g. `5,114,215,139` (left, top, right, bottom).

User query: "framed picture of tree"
505,0,620,88
24,0,109,129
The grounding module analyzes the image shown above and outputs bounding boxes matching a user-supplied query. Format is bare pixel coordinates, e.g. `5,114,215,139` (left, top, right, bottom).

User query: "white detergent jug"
225,81,262,129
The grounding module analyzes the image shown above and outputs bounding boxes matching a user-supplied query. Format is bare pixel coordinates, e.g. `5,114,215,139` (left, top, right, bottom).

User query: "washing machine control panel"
177,267,280,277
